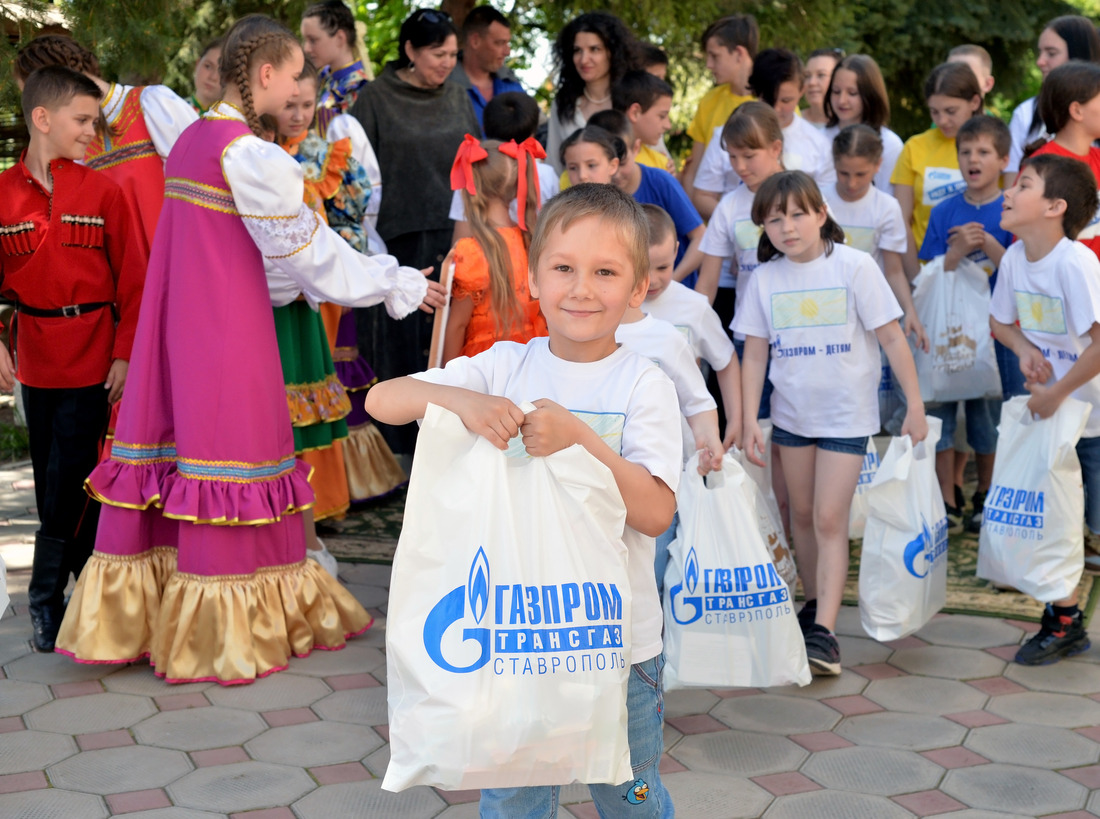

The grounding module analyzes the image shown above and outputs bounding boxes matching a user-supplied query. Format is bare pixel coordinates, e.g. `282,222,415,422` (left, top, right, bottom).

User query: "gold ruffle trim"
287,373,353,427
55,548,371,685
344,422,406,502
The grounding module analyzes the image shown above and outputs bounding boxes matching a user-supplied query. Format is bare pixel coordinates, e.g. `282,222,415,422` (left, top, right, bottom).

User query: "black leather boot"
28,533,68,652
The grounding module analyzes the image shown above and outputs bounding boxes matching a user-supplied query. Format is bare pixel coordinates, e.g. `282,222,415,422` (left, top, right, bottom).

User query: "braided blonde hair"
220,15,300,138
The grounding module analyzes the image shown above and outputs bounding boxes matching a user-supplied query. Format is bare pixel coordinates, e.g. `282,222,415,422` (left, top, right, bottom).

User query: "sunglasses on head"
414,8,452,24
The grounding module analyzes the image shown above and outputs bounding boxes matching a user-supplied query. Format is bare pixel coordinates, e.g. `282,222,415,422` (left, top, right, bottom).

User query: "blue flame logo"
685,547,699,595
903,519,932,579
468,546,489,625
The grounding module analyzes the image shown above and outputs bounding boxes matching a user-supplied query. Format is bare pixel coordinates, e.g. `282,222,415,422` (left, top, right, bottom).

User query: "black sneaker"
945,504,964,533
796,599,817,635
966,490,987,534
1015,606,1091,665
954,484,965,512
804,623,841,676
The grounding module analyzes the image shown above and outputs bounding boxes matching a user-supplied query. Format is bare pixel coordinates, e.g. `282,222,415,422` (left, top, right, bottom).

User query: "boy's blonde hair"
529,184,650,288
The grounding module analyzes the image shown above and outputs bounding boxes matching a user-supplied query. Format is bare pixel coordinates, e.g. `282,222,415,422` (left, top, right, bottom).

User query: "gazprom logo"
903,516,948,579
422,548,625,676
669,554,788,626
685,547,699,595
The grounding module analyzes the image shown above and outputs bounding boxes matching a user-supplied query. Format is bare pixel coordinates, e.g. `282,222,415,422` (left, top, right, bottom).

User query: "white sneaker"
307,540,339,579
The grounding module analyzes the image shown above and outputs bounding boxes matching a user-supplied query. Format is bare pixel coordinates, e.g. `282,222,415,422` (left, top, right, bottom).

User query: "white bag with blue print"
663,451,810,691
977,396,1090,602
911,256,1001,402
848,438,882,540
383,404,632,792
859,417,947,641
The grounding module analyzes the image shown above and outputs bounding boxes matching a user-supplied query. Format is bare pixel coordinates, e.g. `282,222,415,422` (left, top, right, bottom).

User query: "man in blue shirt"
451,6,524,131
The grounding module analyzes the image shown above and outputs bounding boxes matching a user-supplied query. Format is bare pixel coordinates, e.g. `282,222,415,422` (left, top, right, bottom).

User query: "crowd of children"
7,3,1100,813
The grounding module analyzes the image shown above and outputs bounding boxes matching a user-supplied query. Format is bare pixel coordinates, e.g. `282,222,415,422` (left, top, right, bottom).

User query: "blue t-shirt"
634,164,705,286
918,192,1013,289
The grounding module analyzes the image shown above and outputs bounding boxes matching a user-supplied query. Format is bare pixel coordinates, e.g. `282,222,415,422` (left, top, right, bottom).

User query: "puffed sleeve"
138,86,199,161
222,135,427,317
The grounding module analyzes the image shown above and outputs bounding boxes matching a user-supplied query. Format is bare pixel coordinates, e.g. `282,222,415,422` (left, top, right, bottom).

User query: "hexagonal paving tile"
0,729,78,774
168,761,315,813
941,763,1087,815
0,788,108,817
663,771,772,818
47,745,193,794
312,686,388,726
245,721,383,766
663,688,720,719
833,711,966,751
801,746,942,795
0,678,51,717
343,583,388,610
964,723,1100,768
986,691,1100,728
107,810,223,819
669,729,808,777
132,706,266,751
832,605,867,638
1003,658,1100,694
101,665,212,697
925,812,1032,819
1088,788,1100,815
712,694,839,734
887,646,1006,680
913,616,1023,649
864,675,987,715
764,669,868,700
4,651,119,683
204,672,331,711
293,780,445,819
337,563,392,586
836,635,892,666
24,692,156,734
0,634,31,666
437,805,481,818
763,789,912,818
285,643,385,677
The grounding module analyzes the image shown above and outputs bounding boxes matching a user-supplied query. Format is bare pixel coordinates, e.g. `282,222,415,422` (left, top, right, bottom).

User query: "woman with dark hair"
545,11,639,172
350,8,478,453
1008,15,1100,176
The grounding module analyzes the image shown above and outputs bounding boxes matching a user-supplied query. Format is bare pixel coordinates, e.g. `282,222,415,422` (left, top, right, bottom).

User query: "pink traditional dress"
55,102,429,685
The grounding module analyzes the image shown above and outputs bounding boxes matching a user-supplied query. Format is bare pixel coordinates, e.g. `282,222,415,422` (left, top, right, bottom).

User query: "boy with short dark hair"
919,114,1015,533
611,70,676,173
681,14,758,198
367,183,681,815
991,153,1100,664
0,65,146,651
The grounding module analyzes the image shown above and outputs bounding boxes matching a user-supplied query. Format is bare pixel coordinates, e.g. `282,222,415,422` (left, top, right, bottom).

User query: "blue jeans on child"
1077,436,1100,535
926,398,999,454
479,655,673,818
654,513,678,597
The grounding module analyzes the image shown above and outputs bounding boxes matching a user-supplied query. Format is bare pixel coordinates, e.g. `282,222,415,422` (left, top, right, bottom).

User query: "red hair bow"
451,134,488,196
499,137,546,231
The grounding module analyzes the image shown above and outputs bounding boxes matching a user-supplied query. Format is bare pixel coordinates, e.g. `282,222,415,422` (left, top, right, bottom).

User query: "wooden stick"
427,251,455,369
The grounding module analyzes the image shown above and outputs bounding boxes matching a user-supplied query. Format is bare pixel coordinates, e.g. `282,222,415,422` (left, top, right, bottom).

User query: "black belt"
15,301,113,318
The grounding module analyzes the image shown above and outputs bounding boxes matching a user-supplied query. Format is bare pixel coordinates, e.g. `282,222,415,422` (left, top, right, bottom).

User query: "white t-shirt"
823,125,904,194
695,118,837,196
1007,98,1045,176
641,280,736,370
448,160,560,223
822,183,907,270
731,243,903,437
990,238,1100,437
413,337,682,663
699,184,763,326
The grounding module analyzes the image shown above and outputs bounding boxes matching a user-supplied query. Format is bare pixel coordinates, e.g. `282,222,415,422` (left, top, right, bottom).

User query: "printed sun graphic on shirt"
1016,291,1067,335
733,219,763,251
841,225,876,255
771,288,848,330
505,411,625,458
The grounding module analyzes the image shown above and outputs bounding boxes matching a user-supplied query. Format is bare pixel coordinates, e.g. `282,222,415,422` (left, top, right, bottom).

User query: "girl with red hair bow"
442,136,548,362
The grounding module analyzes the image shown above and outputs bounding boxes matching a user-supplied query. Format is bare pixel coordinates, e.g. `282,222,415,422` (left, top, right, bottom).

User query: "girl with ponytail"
55,14,444,687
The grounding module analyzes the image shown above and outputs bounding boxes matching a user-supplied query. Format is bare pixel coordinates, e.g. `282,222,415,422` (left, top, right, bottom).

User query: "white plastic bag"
383,404,632,792
849,438,882,540
663,451,810,690
733,420,794,583
977,395,1090,602
859,417,948,641
912,257,1001,402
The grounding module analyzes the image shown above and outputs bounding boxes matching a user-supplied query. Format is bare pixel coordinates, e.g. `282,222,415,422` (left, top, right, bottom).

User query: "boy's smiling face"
530,214,648,362
36,94,99,161
1001,165,1057,234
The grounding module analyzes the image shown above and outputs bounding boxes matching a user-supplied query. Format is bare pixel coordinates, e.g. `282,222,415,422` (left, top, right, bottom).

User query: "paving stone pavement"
3,462,1100,817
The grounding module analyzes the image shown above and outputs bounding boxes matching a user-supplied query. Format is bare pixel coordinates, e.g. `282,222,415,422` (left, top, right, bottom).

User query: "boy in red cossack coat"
0,66,146,651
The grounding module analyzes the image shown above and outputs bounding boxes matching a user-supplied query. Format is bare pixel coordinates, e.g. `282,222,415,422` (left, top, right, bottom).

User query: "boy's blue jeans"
479,655,674,818
1078,436,1100,535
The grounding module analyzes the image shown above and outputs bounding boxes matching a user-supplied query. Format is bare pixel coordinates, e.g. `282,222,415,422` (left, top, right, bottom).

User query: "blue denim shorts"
772,425,869,456
926,398,999,454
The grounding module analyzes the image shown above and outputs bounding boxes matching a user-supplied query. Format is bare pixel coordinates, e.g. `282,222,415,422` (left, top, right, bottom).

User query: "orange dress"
452,226,547,358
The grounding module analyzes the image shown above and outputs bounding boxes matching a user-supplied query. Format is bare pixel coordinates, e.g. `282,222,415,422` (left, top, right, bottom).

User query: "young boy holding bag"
367,183,680,816
990,153,1100,664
